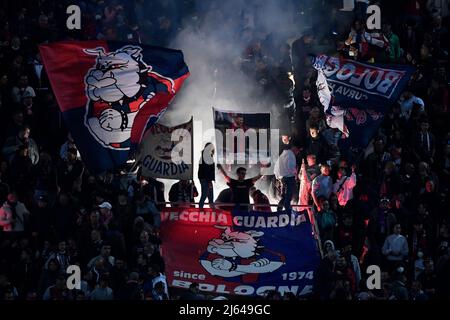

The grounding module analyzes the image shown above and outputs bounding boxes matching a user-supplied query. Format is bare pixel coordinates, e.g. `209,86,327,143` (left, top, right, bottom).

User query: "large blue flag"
40,41,189,174
161,207,321,297
313,55,414,158
313,54,415,112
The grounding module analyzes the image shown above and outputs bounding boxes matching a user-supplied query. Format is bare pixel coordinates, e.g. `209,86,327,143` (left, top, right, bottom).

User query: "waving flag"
40,41,189,173
312,54,414,112
161,207,320,297
298,161,311,206
316,69,349,138
312,54,414,159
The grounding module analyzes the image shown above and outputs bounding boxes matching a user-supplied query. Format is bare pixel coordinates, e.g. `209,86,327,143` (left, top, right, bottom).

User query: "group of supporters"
0,0,449,300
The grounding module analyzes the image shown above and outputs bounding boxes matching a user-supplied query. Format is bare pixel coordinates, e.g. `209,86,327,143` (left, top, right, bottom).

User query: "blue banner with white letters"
313,54,415,112
228,209,321,297
162,207,321,297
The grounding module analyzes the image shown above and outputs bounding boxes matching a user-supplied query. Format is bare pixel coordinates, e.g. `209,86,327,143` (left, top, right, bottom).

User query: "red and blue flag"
39,41,189,173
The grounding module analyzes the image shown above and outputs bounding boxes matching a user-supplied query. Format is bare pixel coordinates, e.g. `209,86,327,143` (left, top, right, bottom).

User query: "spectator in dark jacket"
198,143,215,208
140,177,165,210
56,147,84,194
313,250,337,300
37,258,60,298
169,180,198,207
305,125,329,164
250,187,271,212
118,272,142,300
179,282,205,300
413,119,436,164
291,30,315,88
2,125,39,165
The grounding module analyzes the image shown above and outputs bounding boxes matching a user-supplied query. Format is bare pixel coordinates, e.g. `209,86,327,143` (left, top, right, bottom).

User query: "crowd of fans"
0,0,449,300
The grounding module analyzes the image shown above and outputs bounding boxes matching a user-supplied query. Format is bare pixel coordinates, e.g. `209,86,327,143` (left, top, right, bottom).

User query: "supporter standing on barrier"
218,165,262,212
198,143,215,209
274,144,300,211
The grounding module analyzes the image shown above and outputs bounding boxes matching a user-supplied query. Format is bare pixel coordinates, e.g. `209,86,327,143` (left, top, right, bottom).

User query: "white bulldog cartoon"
199,226,285,278
83,45,174,150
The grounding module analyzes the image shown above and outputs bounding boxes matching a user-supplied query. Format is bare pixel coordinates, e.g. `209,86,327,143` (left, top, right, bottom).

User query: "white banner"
139,118,193,180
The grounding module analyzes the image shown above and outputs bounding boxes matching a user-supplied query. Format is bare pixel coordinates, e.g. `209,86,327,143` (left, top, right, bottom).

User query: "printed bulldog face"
84,46,148,103
83,45,158,148
207,227,264,259
153,134,175,160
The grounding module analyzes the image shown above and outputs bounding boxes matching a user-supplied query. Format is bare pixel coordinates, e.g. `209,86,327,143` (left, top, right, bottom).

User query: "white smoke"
151,0,310,202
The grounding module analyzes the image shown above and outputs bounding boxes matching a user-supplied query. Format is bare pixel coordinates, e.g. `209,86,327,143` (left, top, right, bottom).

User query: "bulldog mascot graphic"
200,226,285,281
83,45,175,150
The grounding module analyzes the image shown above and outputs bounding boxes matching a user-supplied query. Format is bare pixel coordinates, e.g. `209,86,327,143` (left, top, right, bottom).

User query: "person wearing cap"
2,125,39,165
0,192,30,232
98,201,114,227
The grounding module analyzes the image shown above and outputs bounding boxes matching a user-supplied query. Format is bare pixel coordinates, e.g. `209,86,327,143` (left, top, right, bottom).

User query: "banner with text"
139,118,193,180
160,208,321,297
312,54,415,112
